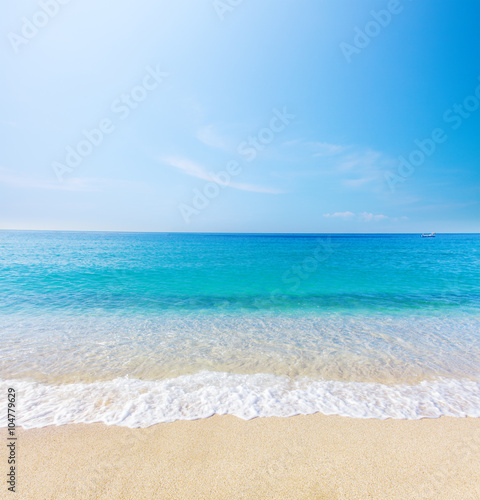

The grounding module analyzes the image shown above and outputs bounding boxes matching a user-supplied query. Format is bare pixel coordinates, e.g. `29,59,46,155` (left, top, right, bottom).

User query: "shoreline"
5,373,480,428
8,413,480,499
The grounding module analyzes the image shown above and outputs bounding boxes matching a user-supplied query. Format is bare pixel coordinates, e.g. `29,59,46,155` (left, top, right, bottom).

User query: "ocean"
1,231,479,427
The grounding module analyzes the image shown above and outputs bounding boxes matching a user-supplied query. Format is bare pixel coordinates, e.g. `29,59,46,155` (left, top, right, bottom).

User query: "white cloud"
359,212,389,222
323,211,356,218
324,211,391,222
162,157,283,194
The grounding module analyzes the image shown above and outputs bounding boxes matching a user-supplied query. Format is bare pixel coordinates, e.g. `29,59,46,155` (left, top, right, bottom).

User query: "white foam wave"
1,372,480,429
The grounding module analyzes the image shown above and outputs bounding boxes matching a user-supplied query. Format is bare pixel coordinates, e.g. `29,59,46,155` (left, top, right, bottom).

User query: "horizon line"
1,229,478,235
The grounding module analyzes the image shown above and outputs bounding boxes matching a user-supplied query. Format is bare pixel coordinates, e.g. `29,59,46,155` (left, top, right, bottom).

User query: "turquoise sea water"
1,231,479,426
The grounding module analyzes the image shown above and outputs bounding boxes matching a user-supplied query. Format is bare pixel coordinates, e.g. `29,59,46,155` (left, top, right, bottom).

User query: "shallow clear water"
1,231,479,427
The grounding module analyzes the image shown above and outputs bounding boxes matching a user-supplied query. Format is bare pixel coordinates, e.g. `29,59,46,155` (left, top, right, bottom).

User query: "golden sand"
9,414,480,499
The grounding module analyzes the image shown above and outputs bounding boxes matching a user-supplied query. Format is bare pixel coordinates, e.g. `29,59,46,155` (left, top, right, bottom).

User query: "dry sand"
6,414,480,499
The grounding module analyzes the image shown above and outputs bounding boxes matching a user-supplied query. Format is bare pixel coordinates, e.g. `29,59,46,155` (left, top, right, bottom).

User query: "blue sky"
1,0,479,232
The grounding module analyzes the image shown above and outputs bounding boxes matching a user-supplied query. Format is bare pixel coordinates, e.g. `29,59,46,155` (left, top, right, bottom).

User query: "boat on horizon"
421,233,436,238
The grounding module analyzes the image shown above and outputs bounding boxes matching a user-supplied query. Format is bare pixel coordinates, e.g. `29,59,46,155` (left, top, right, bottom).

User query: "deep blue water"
1,231,479,315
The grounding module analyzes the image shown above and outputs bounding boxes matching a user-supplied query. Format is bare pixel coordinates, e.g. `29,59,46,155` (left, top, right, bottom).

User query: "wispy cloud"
323,211,356,219
162,157,283,194
333,149,382,172
280,139,394,192
358,212,388,222
162,157,212,182
1,120,17,128
343,178,372,188
282,139,303,147
332,149,396,191
0,167,136,192
323,211,395,222
0,167,96,192
196,125,230,150
413,201,478,212
283,139,348,156
309,141,349,156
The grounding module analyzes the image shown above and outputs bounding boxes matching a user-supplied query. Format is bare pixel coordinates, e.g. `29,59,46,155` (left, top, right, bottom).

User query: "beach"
3,0,480,496
12,414,480,499
1,232,480,498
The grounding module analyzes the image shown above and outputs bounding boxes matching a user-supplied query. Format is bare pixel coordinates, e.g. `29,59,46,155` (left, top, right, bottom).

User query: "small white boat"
421,233,436,238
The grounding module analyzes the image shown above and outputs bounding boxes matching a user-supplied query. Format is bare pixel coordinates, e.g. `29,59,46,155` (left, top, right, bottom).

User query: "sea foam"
1,372,480,429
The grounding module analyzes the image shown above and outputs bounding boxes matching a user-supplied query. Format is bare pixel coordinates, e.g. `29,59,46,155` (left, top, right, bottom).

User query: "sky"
1,0,479,233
